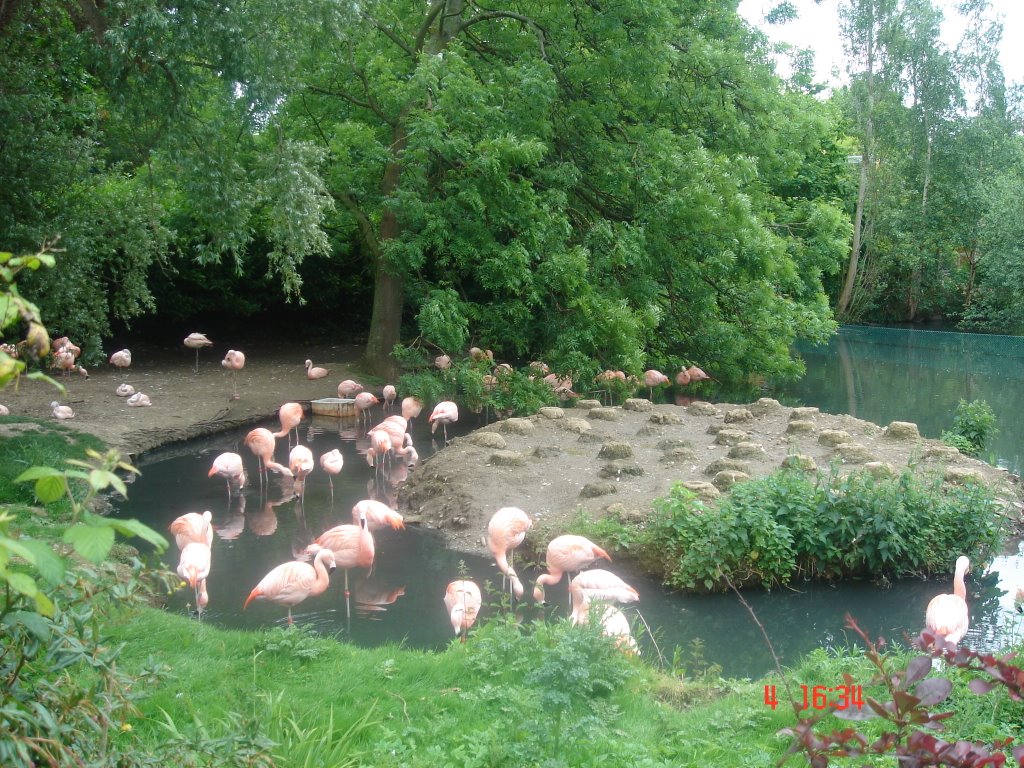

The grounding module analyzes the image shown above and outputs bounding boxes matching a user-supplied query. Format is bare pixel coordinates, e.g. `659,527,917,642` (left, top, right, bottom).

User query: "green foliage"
254,626,326,663
636,468,1002,591
941,398,998,457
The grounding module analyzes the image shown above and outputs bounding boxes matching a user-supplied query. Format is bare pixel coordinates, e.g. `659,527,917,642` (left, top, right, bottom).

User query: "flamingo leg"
193,349,199,374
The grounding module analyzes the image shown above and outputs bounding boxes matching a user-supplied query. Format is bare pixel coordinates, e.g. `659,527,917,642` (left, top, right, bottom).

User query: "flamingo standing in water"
925,556,971,647
338,379,363,398
352,499,404,531
382,384,397,410
401,396,424,423
567,569,639,624
308,506,375,617
109,349,131,380
429,401,459,443
533,535,611,604
243,548,336,626
643,369,670,400
169,510,214,550
221,349,245,400
176,541,212,616
274,402,304,449
288,445,314,502
354,392,379,427
208,452,246,498
244,427,283,488
487,507,533,599
305,359,329,380
444,580,481,641
319,448,344,498
184,332,213,373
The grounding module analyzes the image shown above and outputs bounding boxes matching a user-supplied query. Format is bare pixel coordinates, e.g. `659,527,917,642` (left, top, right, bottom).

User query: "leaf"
35,475,67,504
913,677,952,706
13,466,64,482
89,469,111,491
4,570,38,596
34,591,55,617
104,518,169,552
833,703,874,721
63,523,115,563
18,539,65,583
3,609,52,640
968,679,995,695
904,655,932,685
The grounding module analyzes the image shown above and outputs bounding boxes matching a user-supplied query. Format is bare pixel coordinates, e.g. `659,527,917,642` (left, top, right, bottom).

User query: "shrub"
942,398,998,457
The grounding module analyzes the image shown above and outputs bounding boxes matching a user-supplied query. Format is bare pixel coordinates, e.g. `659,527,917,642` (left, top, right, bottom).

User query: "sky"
737,0,1023,90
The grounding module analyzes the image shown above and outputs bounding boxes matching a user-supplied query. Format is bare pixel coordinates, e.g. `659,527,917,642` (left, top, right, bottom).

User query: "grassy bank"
3,416,1024,766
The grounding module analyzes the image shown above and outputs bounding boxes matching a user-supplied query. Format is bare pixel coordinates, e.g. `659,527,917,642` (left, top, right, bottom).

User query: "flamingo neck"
954,568,968,600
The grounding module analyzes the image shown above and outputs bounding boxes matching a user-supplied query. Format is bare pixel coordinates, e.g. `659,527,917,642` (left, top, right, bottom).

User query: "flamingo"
221,349,245,400
116,383,135,397
401,396,424,422
109,349,132,379
487,507,533,599
354,578,406,612
444,579,482,641
685,365,711,383
354,392,379,427
184,332,213,373
126,392,152,407
319,448,344,496
308,507,375,615
0,405,8,416
434,354,451,370
169,510,214,550
50,401,75,420
337,379,363,398
533,535,612,604
575,603,638,654
288,445,314,502
429,400,459,443
567,569,639,624
243,547,337,626
643,369,670,400
245,427,275,484
366,428,393,471
352,499,404,531
274,402,304,448
382,384,397,410
925,555,970,647
674,369,691,386
208,452,246,497
305,359,329,380
176,541,212,615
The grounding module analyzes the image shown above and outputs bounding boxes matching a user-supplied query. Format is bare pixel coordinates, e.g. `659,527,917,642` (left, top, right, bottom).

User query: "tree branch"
454,10,548,59
333,190,382,260
361,9,417,58
413,0,447,53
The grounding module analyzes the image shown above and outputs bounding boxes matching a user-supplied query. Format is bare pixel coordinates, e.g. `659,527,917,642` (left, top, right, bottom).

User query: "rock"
883,421,920,441
682,481,720,501
588,407,621,422
623,398,654,412
657,438,693,450
538,406,565,420
688,402,719,416
724,408,753,424
470,432,507,449
714,429,748,446
749,398,783,417
532,446,563,459
650,412,683,425
580,481,617,498
500,418,536,435
575,399,603,410
704,458,751,475
790,407,820,421
781,454,816,471
577,430,607,444
713,470,750,490
864,461,896,479
598,442,634,459
835,442,877,463
660,446,697,462
728,442,766,459
636,424,664,437
786,420,816,435
944,467,987,485
561,417,592,434
818,429,852,447
598,461,645,478
706,424,723,434
488,450,527,466
924,445,961,461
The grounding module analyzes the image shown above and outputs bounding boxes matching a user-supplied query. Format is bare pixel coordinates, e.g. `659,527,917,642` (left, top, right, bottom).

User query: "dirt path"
3,342,1020,559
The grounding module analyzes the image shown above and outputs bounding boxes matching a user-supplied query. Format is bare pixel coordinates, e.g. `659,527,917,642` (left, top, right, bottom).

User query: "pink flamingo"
352,499,404,531
487,507,533,599
274,402,304,449
221,349,245,400
305,359,329,380
401,396,424,422
169,510,213,550
109,349,132,380
126,392,152,407
50,401,75,420
245,427,277,486
354,392,379,427
183,332,213,373
288,445,314,502
567,569,639,624
429,400,459,443
243,548,337,625
643,369,670,400
319,448,344,495
444,580,482,641
208,452,246,497
308,507,375,616
685,365,711,383
176,541,212,616
925,556,970,647
337,379,363,398
674,369,691,386
382,384,397,410
434,354,451,370
366,428,393,471
533,535,611,604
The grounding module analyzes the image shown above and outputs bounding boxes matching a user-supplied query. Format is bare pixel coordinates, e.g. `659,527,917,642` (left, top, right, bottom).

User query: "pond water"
113,333,1024,680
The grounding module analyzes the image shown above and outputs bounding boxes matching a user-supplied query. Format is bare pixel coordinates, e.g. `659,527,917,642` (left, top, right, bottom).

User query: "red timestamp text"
762,684,865,711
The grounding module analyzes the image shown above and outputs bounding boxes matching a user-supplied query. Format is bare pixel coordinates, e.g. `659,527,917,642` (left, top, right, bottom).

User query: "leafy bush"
635,468,1003,591
941,398,998,457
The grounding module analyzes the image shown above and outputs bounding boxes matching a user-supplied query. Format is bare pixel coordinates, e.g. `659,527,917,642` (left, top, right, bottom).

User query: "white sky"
738,0,1023,89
